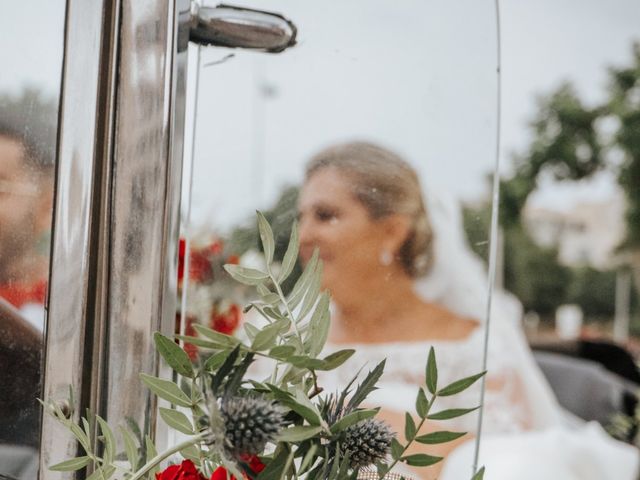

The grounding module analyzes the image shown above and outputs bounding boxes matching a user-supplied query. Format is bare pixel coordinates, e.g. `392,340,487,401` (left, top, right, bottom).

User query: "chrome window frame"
41,0,190,477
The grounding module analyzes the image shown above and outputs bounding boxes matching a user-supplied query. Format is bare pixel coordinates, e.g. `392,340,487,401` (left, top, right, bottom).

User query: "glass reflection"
179,0,640,479
0,2,65,478
180,2,497,478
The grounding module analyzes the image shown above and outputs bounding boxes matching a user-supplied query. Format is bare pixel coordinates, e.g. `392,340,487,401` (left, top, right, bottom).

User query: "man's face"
0,135,43,279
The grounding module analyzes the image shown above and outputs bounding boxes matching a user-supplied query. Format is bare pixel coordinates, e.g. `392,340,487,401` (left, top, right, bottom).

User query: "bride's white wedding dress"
321,328,638,479
321,188,639,479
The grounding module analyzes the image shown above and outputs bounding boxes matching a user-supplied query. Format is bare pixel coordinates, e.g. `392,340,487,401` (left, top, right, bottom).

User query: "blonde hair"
305,141,433,277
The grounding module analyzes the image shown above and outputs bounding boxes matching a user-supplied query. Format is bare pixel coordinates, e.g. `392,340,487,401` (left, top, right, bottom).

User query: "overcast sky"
183,0,640,229
1,1,638,227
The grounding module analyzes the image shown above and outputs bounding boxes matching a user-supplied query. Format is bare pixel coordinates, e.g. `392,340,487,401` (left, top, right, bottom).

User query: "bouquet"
44,213,485,480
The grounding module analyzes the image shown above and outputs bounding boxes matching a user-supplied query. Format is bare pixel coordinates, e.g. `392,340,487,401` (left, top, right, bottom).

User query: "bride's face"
298,167,391,293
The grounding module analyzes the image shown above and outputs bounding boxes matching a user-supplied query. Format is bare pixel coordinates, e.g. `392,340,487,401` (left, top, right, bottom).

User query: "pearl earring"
380,249,393,266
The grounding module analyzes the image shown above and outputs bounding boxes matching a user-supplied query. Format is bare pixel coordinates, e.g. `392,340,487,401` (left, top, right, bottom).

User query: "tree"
501,43,640,296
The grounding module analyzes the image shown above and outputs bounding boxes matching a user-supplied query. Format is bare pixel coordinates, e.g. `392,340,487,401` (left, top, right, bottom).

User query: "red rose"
210,466,233,480
178,238,186,282
177,238,214,284
240,454,265,474
207,240,223,255
209,455,265,480
175,313,199,360
156,459,206,480
210,304,241,335
189,249,213,282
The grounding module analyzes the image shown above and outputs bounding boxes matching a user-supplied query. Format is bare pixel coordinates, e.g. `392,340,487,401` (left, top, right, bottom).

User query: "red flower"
241,454,265,474
177,238,214,284
156,460,206,480
210,304,241,335
178,238,187,282
189,249,213,282
209,455,265,480
175,313,199,360
207,240,224,255
210,467,232,480
226,255,240,265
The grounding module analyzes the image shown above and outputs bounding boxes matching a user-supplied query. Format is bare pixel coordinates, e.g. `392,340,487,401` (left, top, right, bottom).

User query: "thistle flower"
342,418,394,468
220,396,285,458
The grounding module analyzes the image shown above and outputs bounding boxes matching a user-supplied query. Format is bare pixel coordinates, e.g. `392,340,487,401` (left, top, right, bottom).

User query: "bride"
296,141,639,479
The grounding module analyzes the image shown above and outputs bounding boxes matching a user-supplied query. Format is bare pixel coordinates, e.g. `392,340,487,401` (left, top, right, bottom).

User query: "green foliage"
463,202,638,321
502,224,572,317
227,186,301,294
497,42,640,303
566,267,617,317
45,213,484,480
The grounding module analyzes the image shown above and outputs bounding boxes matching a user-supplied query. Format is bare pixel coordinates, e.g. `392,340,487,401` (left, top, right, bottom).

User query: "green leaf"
244,322,260,341
416,388,429,418
263,306,287,321
192,324,241,347
69,423,91,453
437,371,486,397
330,408,378,435
96,415,116,464
222,458,245,480
391,438,404,460
288,355,326,369
257,211,275,265
299,444,318,474
329,444,341,480
257,447,290,480
85,466,116,480
347,360,385,411
224,264,269,285
139,373,192,407
278,222,299,283
318,349,355,371
376,461,389,479
259,293,281,305
204,350,232,371
400,453,443,467
471,466,486,479
180,444,201,465
257,283,271,296
145,435,158,466
428,407,479,420
175,335,223,350
288,249,319,309
120,426,139,470
303,293,331,357
225,351,255,395
269,345,297,360
280,365,306,385
212,346,240,394
49,456,91,471
404,413,416,441
252,321,285,351
81,417,92,439
426,346,437,394
268,385,322,425
159,408,194,435
415,430,467,444
297,262,323,321
294,390,323,425
276,425,323,442
154,332,194,378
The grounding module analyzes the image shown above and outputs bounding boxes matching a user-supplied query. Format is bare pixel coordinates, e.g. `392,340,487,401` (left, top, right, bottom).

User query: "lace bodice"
319,328,533,435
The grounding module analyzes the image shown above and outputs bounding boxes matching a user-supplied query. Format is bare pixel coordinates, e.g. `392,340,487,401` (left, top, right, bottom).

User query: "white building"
523,189,626,269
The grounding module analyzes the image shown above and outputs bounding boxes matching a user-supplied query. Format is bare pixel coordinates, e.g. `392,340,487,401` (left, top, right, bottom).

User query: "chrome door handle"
190,3,297,52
